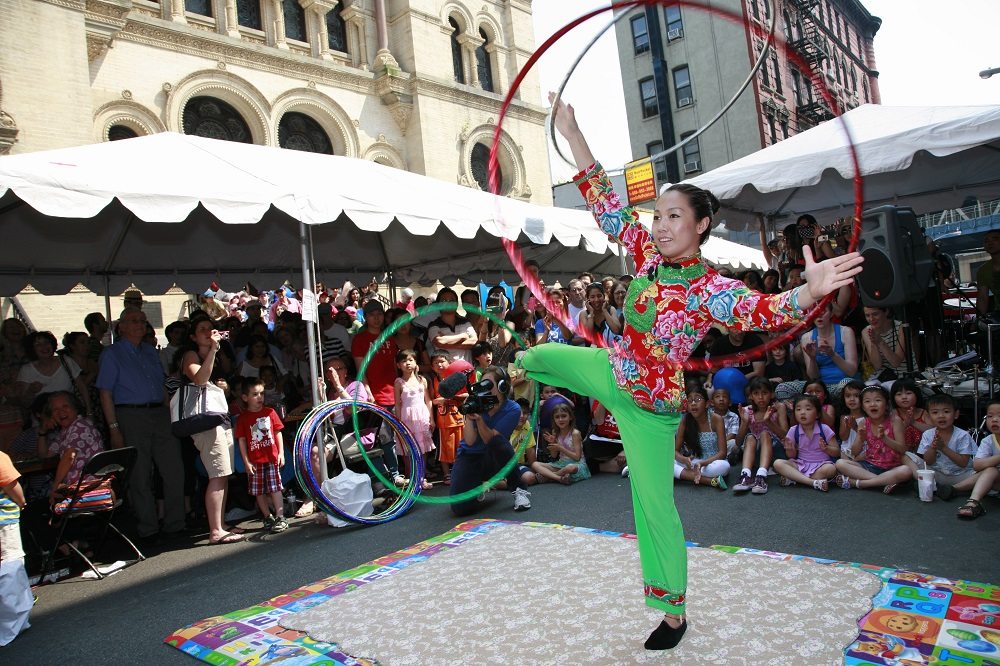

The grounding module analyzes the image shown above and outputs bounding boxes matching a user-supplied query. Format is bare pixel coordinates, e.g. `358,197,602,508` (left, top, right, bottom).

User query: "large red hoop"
490,0,864,373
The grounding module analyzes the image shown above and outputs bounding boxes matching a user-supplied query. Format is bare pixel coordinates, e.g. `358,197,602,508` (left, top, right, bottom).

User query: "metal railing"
918,197,1000,230
4,296,35,332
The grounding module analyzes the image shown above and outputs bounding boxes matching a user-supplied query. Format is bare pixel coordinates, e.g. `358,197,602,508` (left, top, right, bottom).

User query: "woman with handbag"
180,316,242,545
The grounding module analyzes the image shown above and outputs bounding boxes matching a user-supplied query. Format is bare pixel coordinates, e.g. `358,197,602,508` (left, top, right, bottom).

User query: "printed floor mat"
164,520,1000,665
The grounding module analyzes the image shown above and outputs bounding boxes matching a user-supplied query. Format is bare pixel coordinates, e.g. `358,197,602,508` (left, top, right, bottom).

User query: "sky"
531,0,1000,185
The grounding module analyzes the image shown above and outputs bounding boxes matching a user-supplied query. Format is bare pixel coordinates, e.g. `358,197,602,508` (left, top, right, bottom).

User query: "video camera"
438,367,499,416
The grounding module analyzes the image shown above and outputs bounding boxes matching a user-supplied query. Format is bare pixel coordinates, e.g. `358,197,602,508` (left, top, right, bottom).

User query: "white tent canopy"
0,132,623,295
688,104,1000,229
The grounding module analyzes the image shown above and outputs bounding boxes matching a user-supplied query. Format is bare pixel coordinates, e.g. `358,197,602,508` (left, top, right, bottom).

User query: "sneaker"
778,476,797,487
262,515,275,530
513,488,531,511
621,465,630,478
751,474,768,495
733,472,754,493
270,517,288,533
710,475,727,490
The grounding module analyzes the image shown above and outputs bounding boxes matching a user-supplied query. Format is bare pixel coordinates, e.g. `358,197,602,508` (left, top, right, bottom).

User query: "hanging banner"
625,159,656,205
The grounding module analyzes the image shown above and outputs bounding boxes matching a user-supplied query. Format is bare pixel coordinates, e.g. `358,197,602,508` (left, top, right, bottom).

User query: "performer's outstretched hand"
799,245,864,309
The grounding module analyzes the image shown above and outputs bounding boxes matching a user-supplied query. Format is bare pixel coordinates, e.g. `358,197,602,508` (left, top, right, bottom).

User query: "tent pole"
300,222,329,484
104,274,114,342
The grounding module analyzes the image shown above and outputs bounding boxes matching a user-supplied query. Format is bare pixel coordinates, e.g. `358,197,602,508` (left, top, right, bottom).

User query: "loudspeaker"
856,205,933,308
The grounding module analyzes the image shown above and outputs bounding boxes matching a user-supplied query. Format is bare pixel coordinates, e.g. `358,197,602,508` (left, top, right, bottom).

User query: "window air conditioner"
683,160,701,173
678,97,692,107
667,28,682,40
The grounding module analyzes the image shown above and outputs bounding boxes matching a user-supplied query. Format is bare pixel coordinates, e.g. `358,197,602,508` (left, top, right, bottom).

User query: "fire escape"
787,0,833,128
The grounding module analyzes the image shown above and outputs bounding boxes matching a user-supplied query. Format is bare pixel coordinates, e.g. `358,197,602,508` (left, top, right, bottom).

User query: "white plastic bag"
320,468,374,527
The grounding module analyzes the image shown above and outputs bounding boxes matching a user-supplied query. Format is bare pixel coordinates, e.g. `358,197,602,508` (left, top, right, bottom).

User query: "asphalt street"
7,472,998,665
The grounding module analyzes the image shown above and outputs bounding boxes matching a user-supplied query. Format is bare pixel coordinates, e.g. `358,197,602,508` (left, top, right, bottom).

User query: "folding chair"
39,447,146,581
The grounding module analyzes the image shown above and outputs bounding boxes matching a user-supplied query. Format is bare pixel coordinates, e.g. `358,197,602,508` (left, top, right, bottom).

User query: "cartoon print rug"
164,520,999,665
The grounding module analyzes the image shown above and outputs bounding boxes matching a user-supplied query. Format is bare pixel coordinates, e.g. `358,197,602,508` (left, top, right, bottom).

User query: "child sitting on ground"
804,379,837,430
959,399,1000,519
834,385,911,493
709,387,740,464
904,393,977,501
674,387,728,489
774,394,839,491
891,377,933,453
235,377,287,533
511,398,539,488
835,380,866,459
733,377,789,495
586,399,627,475
532,402,590,484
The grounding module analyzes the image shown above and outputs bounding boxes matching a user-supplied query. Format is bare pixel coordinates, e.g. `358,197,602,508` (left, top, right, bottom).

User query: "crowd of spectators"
1,231,999,594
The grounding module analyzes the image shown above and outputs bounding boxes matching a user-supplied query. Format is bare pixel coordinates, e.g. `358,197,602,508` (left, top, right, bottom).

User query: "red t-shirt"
591,400,621,441
235,407,284,464
351,328,399,406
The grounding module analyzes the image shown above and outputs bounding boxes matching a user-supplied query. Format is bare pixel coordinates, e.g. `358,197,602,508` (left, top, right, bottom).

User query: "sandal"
393,474,408,488
883,483,899,495
421,479,433,490
209,532,244,545
958,498,985,520
833,474,857,490
779,477,797,487
294,501,316,518
812,479,829,492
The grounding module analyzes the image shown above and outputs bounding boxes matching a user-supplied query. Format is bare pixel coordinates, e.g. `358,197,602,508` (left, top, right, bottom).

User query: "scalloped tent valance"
0,133,624,295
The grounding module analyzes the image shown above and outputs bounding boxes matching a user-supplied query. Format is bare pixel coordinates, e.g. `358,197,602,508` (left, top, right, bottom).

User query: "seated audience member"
710,330,765,380
765,343,803,385
890,378,933,453
959,400,1000,519
800,302,859,393
803,379,837,430
732,377,788,495
585,399,626,475
762,269,781,294
773,394,839,492
903,394,977,501
861,306,915,382
835,380,866,458
834,385,911,493
37,392,105,499
673,387,728,489
16,331,92,417
709,387,740,463
510,398,539,487
532,402,590,485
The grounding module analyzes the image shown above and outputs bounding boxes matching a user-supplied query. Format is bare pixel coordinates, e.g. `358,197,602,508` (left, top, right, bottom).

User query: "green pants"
521,344,686,613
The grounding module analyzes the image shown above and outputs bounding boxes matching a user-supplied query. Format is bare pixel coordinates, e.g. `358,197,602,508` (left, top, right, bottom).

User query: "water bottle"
286,491,297,515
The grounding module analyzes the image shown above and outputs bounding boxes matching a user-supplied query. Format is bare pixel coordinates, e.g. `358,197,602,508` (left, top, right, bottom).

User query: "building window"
673,66,692,106
836,58,843,84
646,140,667,182
862,78,870,103
449,18,465,84
236,0,262,30
283,0,307,42
791,69,802,106
850,67,857,93
680,132,701,172
182,96,253,143
749,0,759,19
664,5,683,37
476,29,494,93
471,142,503,193
639,77,658,118
768,116,776,144
772,54,782,93
782,11,792,41
762,0,771,19
781,119,789,139
278,112,332,154
185,0,212,16
761,51,770,87
108,125,138,141
327,9,347,52
818,2,824,25
631,14,649,55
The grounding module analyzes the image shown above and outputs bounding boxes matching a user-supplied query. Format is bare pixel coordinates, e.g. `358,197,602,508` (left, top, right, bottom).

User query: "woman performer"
518,95,864,650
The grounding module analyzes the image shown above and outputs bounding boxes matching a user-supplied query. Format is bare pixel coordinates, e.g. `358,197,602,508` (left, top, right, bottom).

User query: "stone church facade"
0,0,553,204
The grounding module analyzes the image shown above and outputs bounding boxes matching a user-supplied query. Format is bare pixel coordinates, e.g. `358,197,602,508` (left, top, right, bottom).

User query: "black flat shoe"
644,617,687,650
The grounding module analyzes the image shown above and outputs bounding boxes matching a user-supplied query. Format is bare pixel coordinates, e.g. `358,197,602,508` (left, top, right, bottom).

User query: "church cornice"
116,15,375,94
411,76,548,125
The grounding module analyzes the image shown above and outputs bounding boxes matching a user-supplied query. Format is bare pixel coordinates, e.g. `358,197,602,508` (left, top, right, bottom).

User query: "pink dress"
396,377,435,455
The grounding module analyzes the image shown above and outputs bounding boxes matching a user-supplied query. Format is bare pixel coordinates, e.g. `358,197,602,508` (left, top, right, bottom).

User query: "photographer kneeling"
449,365,532,515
